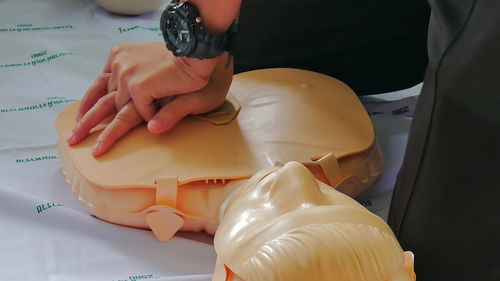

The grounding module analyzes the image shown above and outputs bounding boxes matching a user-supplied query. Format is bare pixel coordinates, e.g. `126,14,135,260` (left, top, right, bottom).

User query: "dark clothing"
389,1,500,280
234,1,500,279
233,0,430,95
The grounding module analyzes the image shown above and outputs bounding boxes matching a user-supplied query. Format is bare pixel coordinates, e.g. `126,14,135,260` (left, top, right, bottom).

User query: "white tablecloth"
0,0,421,280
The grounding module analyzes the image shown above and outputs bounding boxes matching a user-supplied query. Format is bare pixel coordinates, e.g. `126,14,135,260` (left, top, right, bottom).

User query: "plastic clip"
145,176,184,242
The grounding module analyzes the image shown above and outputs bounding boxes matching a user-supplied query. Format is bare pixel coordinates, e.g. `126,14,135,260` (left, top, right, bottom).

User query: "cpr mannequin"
56,68,383,241
213,162,415,281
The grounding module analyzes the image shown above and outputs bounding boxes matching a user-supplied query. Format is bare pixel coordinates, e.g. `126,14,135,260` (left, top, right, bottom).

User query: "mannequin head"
214,162,415,281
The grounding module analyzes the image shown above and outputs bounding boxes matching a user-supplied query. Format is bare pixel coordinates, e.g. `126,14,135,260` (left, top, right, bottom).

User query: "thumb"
147,96,195,134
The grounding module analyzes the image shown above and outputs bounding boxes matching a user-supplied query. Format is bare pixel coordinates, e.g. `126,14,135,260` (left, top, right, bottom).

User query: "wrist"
178,56,218,79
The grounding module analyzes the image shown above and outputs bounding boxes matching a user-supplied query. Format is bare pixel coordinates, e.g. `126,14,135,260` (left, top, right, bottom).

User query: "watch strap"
190,21,238,59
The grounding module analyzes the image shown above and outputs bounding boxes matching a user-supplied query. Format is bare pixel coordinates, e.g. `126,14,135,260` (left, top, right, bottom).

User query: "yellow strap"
155,176,178,208
315,153,343,186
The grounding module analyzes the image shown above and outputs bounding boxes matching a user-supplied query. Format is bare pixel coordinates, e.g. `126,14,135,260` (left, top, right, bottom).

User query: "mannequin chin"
95,0,166,15
213,162,415,281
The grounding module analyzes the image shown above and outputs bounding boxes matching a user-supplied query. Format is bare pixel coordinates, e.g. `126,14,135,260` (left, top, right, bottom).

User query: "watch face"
161,2,196,56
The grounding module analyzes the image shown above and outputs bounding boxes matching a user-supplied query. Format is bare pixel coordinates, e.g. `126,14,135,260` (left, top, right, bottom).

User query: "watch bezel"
160,1,199,57
160,1,238,59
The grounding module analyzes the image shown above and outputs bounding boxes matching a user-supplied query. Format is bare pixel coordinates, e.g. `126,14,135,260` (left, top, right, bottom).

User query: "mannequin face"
213,162,415,281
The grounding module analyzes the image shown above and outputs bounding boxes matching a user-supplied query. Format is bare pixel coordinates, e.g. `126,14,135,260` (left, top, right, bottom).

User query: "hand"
67,45,233,157
76,42,219,130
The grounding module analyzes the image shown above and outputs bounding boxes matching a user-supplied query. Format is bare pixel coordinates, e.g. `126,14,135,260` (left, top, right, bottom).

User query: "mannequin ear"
403,251,416,281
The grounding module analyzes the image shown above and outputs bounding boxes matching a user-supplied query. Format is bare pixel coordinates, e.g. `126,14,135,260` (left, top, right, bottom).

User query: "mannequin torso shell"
57,68,374,187
56,68,383,238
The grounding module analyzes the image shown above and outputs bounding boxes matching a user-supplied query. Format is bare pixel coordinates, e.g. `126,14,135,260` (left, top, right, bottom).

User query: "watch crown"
195,16,202,23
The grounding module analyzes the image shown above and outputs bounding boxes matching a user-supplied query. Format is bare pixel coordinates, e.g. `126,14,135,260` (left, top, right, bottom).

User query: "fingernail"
92,142,101,156
66,132,76,145
148,119,163,131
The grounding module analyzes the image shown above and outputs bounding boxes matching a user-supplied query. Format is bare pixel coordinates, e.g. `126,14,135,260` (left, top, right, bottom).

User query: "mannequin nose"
264,161,328,208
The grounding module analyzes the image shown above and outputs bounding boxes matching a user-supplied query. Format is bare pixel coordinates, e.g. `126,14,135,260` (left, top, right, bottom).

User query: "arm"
188,0,241,34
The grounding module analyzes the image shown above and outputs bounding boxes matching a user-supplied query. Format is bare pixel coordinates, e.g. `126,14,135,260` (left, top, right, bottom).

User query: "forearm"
188,0,241,34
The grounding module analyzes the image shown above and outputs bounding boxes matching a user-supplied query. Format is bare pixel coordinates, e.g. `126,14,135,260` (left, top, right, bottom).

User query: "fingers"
147,96,194,134
92,101,143,157
147,54,233,134
78,45,125,121
77,44,230,149
130,56,217,122
129,80,158,122
114,87,131,110
100,43,218,124
78,73,111,121
67,92,117,146
107,70,118,94
102,44,125,73
106,46,137,115
106,48,135,114
114,66,136,112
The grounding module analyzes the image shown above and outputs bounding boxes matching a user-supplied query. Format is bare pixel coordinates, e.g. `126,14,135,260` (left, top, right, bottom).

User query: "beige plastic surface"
195,93,241,125
214,162,415,281
56,68,384,240
57,68,376,188
95,0,167,15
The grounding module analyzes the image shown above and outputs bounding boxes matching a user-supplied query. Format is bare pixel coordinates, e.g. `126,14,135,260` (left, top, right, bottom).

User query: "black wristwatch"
160,0,238,59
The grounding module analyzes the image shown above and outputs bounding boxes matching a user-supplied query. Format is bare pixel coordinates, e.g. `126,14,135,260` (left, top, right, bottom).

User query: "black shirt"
233,0,430,95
